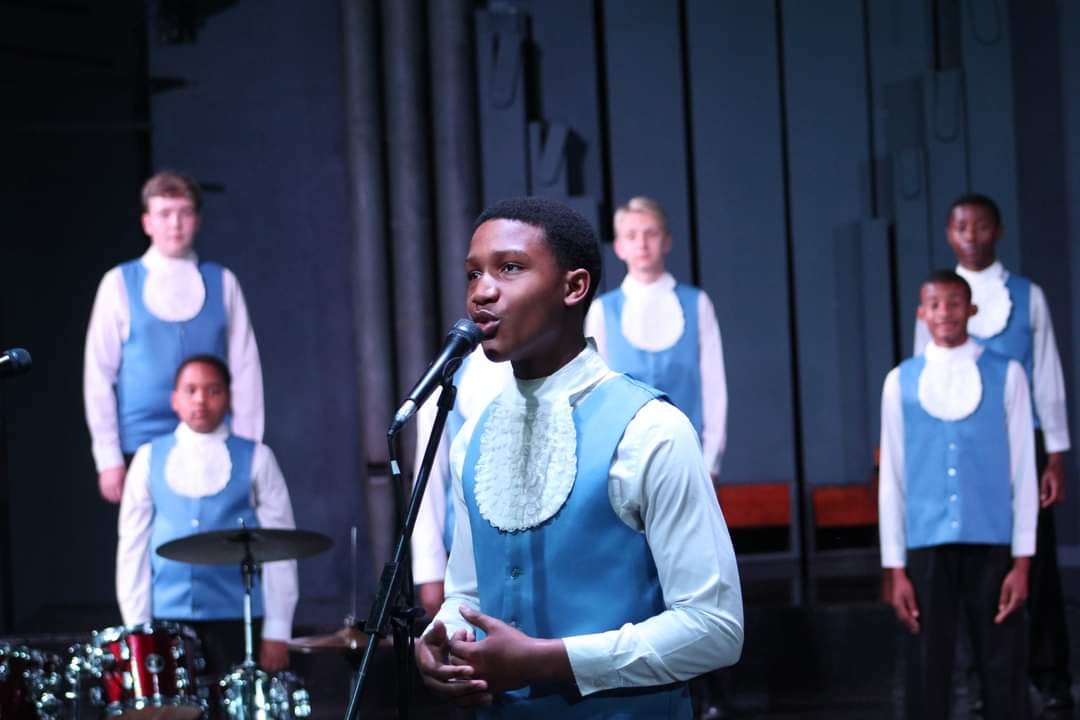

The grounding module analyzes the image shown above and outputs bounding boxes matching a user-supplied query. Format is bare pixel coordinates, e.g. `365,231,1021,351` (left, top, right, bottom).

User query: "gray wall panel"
684,0,796,487
601,0,692,284
960,0,1020,270
781,0,873,485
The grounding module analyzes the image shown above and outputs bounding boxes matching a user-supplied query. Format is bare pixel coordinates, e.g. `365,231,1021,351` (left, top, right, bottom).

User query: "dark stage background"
1,0,1079,645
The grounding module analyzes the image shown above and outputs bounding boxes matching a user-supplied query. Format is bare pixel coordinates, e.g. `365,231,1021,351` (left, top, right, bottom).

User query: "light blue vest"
463,375,692,719
899,350,1013,549
149,432,264,620
599,285,704,437
970,275,1038,427
117,260,229,453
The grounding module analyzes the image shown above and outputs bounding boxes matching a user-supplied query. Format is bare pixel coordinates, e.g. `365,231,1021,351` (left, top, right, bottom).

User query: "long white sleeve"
222,269,265,442
251,445,298,640
116,444,155,624
1004,362,1038,556
878,369,907,568
410,391,450,585
697,292,727,476
84,268,130,472
1028,285,1070,453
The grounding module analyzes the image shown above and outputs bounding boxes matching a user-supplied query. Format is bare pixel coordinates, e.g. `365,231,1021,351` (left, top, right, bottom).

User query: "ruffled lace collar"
957,262,1011,339
918,340,983,421
165,422,232,498
473,344,612,532
140,247,206,322
619,272,684,351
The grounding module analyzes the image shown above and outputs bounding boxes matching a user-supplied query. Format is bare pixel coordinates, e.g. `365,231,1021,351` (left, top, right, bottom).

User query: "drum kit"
0,527,362,720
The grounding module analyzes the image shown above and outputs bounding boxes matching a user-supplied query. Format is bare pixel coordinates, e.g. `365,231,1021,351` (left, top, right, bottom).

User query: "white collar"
918,339,984,421
501,341,613,410
923,338,982,365
955,260,1007,288
615,273,685,351
621,271,676,296
955,261,1012,338
174,420,229,444
142,245,199,272
166,422,233,498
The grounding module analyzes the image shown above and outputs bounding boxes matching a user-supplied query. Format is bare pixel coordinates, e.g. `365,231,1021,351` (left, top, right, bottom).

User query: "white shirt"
410,348,513,585
116,422,298,641
585,273,728,476
84,247,265,472
878,340,1038,568
913,262,1070,453
430,345,744,695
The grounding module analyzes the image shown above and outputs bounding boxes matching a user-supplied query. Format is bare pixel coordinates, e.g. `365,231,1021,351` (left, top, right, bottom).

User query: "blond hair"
613,196,668,235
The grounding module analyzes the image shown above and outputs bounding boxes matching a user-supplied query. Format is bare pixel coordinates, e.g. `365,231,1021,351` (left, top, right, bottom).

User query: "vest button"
510,567,522,578
191,519,200,528
951,521,959,529
947,468,957,477
948,443,957,451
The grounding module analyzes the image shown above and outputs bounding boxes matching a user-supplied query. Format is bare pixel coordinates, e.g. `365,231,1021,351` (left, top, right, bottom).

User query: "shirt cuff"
1041,430,1071,455
1012,530,1037,558
563,633,620,696
261,618,293,642
93,443,126,472
880,543,906,568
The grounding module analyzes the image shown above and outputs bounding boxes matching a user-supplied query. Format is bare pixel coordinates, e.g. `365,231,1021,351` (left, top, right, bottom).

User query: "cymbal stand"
238,524,259,717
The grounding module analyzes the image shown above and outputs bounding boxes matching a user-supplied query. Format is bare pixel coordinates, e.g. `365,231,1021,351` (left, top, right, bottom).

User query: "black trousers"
903,544,1029,720
1028,431,1072,694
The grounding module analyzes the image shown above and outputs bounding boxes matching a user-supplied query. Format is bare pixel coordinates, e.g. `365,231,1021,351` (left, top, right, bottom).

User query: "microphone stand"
343,376,459,720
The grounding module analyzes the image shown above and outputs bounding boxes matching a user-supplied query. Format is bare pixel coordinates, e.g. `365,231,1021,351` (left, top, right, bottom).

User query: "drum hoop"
93,620,184,646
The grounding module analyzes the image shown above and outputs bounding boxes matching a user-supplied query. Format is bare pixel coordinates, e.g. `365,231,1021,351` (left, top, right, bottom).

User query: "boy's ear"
170,389,181,414
968,303,978,318
564,268,591,308
916,304,927,322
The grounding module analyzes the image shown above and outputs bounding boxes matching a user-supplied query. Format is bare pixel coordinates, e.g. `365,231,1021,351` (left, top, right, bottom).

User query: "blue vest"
117,260,229,453
149,432,264,621
898,350,1013,550
969,275,1038,427
463,375,691,719
599,285,704,437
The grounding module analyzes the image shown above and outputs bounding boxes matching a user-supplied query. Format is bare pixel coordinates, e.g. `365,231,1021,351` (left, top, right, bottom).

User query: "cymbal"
287,626,376,654
156,528,332,565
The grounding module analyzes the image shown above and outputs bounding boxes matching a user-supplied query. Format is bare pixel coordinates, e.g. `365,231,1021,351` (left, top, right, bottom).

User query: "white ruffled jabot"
472,396,577,532
165,423,233,498
917,341,983,421
141,247,207,322
958,262,1011,339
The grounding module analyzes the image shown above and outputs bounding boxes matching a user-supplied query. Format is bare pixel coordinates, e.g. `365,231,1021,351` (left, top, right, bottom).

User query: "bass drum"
219,667,311,720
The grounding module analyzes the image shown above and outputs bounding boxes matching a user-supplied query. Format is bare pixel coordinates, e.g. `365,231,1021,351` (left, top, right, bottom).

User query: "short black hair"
474,196,603,306
948,193,1001,228
174,353,232,389
922,268,972,302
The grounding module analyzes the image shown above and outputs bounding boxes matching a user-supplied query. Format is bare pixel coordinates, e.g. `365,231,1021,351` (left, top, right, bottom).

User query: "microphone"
0,348,32,378
390,320,484,434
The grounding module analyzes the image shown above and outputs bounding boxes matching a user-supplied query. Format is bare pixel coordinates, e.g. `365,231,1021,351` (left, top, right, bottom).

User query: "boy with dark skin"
913,195,1073,708
414,198,742,718
885,271,1037,719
